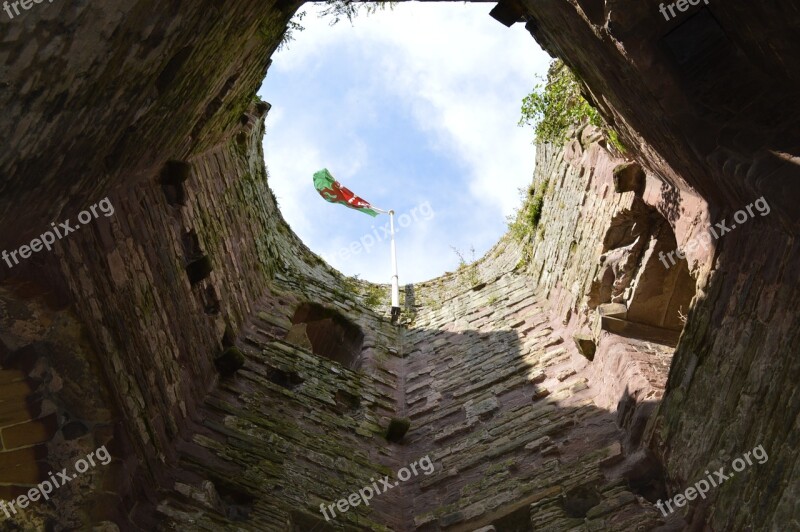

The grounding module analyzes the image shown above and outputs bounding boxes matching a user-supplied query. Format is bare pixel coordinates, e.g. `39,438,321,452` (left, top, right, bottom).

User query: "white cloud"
259,3,551,283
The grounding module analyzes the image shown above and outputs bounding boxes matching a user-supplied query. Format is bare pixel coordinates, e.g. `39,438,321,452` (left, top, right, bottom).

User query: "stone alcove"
284,302,365,369
589,196,696,345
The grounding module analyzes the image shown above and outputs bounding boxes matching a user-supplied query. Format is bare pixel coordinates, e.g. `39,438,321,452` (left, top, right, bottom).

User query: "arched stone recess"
285,302,365,370
589,197,696,346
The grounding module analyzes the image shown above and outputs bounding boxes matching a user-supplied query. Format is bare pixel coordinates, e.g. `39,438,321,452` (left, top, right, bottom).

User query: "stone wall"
134,141,679,530
0,0,301,246
149,272,405,530
504,127,686,426
523,127,630,324
1,0,800,529
522,0,800,223
402,263,660,531
0,99,364,527
652,224,800,531
0,283,118,529
516,2,800,529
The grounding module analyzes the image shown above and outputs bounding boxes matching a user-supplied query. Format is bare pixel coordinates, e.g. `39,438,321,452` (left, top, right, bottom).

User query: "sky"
258,2,551,284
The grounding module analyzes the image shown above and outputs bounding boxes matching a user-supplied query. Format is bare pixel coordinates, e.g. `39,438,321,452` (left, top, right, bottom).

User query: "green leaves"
519,60,602,145
507,180,547,243
319,0,396,26
506,179,550,267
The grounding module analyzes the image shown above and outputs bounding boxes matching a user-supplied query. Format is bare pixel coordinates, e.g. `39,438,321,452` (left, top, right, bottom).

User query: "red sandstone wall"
521,1,800,529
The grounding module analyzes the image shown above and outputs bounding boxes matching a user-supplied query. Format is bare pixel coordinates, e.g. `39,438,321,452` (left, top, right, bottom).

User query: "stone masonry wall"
2,0,800,529
651,223,800,531
515,2,800,529
0,283,119,529
524,128,631,325
150,270,405,530
0,100,362,527
402,263,660,531
49,105,287,485
112,124,683,531
0,0,302,246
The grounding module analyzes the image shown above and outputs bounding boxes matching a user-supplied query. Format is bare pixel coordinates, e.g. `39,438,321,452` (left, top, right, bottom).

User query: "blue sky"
258,3,551,283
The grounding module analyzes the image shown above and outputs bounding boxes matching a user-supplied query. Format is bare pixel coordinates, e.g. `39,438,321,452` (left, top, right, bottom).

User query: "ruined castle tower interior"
1,0,799,530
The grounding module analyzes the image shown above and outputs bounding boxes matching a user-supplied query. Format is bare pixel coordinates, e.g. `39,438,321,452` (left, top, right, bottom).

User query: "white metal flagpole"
371,206,401,322
389,210,401,322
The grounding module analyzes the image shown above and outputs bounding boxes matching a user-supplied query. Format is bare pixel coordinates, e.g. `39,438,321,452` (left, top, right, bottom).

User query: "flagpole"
313,171,401,320
389,210,401,323
335,199,399,322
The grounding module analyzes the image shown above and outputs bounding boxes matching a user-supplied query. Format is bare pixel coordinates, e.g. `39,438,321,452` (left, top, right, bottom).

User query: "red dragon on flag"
313,168,379,217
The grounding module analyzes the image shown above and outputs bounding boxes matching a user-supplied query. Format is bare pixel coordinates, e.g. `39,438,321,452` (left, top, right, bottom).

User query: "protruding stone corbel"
490,0,527,27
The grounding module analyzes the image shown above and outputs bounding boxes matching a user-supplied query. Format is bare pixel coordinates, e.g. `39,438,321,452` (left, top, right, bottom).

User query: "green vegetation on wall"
519,60,602,145
508,180,547,241
519,60,627,154
451,246,481,288
507,179,549,266
362,283,385,309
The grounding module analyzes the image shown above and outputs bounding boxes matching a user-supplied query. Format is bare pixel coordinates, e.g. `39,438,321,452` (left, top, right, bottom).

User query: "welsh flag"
313,169,380,217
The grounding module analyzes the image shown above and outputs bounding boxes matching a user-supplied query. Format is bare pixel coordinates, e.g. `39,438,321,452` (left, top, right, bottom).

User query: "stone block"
0,398,42,427
2,413,58,450
439,510,465,527
573,333,596,361
0,379,37,401
527,370,546,384
601,316,680,347
612,163,644,195
0,444,47,471
0,459,47,484
465,397,499,420
525,436,551,451
489,0,526,27
570,378,589,393
414,513,437,528
557,369,576,381
541,444,560,456
597,303,627,318
532,388,550,401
